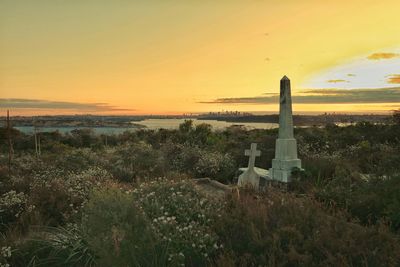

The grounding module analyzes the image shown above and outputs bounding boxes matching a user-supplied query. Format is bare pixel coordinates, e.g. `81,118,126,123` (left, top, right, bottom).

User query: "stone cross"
238,143,261,188
245,143,261,171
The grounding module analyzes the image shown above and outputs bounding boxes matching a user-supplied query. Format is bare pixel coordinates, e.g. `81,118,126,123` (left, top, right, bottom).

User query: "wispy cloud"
0,98,133,112
367,52,400,60
387,74,400,84
327,79,349,83
200,87,400,105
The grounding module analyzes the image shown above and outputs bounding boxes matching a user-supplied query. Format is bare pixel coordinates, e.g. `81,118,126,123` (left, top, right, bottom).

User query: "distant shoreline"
1,114,393,130
198,114,392,126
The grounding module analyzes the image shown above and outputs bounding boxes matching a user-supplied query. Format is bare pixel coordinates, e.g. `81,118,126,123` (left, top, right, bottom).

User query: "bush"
9,225,95,267
106,142,165,182
133,178,223,266
52,148,100,173
82,188,166,267
0,245,12,267
213,189,400,267
194,151,235,183
0,191,28,232
27,167,110,226
163,143,235,183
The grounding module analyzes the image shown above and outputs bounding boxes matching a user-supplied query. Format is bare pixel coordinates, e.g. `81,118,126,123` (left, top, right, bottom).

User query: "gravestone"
237,76,302,187
268,76,302,182
238,143,262,188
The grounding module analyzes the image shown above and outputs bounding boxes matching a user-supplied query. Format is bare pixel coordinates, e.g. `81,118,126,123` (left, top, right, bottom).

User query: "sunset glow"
1,0,400,115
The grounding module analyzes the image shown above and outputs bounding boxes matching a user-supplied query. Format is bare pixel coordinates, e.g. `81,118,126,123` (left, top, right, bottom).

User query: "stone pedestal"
238,169,260,188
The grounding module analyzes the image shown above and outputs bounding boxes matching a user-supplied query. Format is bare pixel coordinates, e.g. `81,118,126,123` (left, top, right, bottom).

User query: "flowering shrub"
133,178,224,266
0,191,28,229
0,246,11,267
53,148,100,172
167,144,200,174
82,188,165,267
194,151,235,182
28,167,111,225
165,143,235,182
105,142,165,182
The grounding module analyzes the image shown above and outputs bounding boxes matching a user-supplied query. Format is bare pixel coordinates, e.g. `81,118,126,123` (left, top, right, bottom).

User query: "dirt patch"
192,178,234,199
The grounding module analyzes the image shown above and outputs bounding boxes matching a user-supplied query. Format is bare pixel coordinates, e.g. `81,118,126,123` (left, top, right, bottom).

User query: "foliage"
1,120,400,266
0,191,28,231
393,109,400,125
0,245,12,267
82,188,167,267
214,189,400,267
8,225,95,267
132,178,223,266
105,142,165,183
26,167,110,226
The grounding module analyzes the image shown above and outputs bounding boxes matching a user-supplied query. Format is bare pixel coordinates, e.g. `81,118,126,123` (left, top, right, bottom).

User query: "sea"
15,118,279,135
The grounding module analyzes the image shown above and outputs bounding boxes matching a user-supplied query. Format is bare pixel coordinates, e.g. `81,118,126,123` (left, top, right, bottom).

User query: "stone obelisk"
269,76,301,183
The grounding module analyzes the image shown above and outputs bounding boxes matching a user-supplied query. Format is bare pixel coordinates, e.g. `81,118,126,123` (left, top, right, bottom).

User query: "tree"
393,109,400,125
179,120,193,133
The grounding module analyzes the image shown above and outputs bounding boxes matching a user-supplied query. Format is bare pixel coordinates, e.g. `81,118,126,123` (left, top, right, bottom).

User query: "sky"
1,0,400,115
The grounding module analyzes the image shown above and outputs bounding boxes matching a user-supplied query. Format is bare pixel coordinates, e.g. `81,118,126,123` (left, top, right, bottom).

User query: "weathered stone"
269,76,301,183
238,143,262,188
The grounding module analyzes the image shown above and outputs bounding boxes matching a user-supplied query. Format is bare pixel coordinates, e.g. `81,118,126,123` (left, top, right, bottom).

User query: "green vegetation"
1,119,400,266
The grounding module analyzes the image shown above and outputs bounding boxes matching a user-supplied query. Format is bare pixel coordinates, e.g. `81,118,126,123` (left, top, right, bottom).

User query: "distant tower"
269,76,301,182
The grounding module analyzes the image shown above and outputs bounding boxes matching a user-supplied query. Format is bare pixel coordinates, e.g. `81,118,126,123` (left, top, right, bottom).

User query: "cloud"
387,74,400,84
200,87,400,105
367,52,400,60
263,92,279,95
327,79,349,83
383,104,400,108
0,98,134,112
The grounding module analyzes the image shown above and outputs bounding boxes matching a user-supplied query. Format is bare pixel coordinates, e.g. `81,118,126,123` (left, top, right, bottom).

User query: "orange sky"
1,0,400,115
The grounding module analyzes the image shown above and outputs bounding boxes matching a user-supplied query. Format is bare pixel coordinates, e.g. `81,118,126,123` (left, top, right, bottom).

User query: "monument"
238,143,262,188
269,76,301,182
237,76,301,187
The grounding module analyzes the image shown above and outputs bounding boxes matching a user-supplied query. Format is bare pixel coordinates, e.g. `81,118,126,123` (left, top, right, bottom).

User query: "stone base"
238,167,269,179
270,158,301,183
271,158,301,170
270,137,301,183
238,169,260,189
268,168,289,183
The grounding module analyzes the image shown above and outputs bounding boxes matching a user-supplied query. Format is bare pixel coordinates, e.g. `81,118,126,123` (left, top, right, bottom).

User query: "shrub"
106,142,165,182
82,188,166,267
0,191,28,232
194,151,235,183
52,148,100,173
28,167,111,226
9,225,95,267
0,245,12,267
163,143,235,183
214,189,400,267
133,178,223,266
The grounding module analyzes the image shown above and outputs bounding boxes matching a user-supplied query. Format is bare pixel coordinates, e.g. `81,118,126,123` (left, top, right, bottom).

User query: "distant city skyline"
1,0,399,115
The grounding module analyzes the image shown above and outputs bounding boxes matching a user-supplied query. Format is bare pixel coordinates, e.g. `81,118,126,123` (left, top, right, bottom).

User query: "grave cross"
245,143,261,170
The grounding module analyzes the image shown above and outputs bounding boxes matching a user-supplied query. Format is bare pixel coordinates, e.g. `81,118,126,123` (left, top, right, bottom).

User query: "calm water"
14,126,134,135
15,119,278,135
139,119,278,130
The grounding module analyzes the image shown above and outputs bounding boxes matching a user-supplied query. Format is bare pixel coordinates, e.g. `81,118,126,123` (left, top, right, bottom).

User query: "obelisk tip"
281,75,290,81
